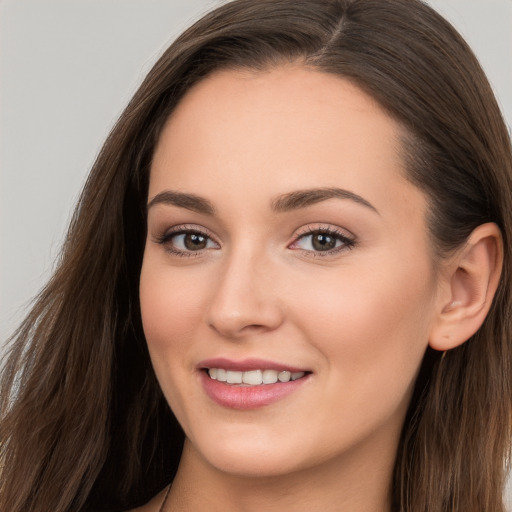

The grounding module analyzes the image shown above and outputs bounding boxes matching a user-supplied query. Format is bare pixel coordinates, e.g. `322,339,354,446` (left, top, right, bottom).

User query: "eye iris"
312,233,336,251
184,233,207,250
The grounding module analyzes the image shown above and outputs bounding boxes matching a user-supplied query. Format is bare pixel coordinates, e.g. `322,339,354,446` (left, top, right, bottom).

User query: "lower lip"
199,371,309,410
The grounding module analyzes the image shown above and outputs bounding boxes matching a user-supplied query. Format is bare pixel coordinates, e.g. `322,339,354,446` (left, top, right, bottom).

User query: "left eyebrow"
271,187,379,214
147,190,216,215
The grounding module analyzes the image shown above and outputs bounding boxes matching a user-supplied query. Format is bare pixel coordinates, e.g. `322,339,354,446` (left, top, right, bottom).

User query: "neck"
166,434,396,512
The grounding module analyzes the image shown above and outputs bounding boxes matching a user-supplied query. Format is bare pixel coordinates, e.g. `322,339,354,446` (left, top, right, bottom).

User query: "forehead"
149,66,422,220
155,66,400,163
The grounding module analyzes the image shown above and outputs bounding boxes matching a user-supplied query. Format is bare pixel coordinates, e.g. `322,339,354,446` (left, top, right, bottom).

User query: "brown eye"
158,230,219,255
183,233,208,250
291,228,355,254
311,233,337,251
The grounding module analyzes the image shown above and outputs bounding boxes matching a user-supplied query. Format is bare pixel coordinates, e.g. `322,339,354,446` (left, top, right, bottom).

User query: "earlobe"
429,223,503,351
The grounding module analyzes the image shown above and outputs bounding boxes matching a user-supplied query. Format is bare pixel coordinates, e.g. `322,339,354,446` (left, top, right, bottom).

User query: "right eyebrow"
147,190,216,215
271,187,379,215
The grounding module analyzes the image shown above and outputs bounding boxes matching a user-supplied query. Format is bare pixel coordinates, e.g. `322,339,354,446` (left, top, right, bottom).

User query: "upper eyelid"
161,224,217,240
293,224,355,239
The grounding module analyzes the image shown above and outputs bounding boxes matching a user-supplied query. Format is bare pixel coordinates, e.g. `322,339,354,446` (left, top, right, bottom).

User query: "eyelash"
291,226,356,257
154,225,218,258
154,224,356,258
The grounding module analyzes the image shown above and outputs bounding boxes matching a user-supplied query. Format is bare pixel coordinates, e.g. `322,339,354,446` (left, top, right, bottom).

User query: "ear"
429,223,503,351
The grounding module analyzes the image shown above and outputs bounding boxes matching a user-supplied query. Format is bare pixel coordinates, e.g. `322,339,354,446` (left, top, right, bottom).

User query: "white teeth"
242,370,263,385
262,369,278,384
208,368,306,386
226,370,243,384
278,371,291,382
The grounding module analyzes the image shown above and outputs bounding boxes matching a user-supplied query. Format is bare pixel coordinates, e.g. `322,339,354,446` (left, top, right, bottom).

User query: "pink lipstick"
197,358,311,410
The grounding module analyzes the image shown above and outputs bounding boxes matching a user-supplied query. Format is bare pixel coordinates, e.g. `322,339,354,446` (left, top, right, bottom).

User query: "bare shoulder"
126,486,169,512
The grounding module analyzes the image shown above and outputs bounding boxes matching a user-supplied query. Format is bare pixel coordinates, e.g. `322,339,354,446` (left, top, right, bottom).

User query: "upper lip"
197,357,310,373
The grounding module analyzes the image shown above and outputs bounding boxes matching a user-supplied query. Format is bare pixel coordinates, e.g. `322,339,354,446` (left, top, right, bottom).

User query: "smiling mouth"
206,368,308,386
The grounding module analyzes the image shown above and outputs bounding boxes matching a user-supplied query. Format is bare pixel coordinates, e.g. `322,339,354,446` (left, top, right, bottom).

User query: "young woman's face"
140,67,441,479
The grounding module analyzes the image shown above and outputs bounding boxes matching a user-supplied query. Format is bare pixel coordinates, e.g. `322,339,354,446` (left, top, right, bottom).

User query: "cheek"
139,255,212,424
139,257,205,362
292,255,435,401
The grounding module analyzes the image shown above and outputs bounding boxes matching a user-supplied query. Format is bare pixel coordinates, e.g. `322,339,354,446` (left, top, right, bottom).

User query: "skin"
138,66,453,512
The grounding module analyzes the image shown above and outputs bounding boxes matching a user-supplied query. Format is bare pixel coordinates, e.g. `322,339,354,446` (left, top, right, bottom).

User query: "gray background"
1,0,511,506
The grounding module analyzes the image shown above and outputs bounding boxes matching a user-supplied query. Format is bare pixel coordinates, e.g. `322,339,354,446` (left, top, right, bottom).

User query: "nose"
205,248,284,339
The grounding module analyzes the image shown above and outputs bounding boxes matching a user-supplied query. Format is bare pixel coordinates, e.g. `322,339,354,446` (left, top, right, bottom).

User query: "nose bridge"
206,241,283,338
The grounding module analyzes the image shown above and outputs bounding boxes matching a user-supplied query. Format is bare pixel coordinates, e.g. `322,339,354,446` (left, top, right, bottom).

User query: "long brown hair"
1,1,511,510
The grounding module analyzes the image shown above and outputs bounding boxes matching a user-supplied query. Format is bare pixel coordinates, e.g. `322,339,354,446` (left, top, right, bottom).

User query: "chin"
188,430,314,478
206,452,307,479
190,422,357,482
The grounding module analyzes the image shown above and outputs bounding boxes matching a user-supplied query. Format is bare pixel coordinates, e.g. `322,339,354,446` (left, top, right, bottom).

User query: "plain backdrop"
1,0,511,502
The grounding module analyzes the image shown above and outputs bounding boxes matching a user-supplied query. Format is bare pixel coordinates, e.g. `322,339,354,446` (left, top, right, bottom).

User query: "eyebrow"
147,190,216,215
271,187,379,214
147,187,378,215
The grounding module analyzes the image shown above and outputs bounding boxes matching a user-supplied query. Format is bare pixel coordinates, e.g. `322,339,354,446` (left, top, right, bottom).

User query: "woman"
1,0,511,511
